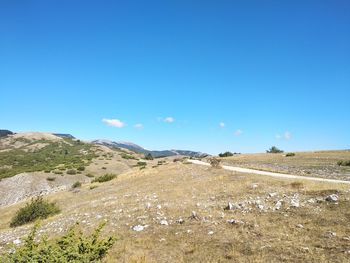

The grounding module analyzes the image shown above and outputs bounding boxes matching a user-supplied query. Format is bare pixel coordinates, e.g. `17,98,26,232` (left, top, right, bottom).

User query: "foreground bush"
208,157,221,168
72,181,82,188
337,160,350,166
10,197,60,227
92,174,116,183
2,223,115,262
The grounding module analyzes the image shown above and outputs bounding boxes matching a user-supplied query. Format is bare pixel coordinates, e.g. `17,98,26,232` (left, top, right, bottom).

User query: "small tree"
266,146,284,153
144,153,154,160
218,151,234,157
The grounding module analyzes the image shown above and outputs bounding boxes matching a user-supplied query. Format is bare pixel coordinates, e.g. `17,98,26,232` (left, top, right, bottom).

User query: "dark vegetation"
2,223,115,262
120,153,137,160
72,181,82,188
10,196,60,227
0,138,96,179
144,153,154,160
285,152,296,157
92,173,117,183
218,151,234,157
266,146,284,153
337,160,350,166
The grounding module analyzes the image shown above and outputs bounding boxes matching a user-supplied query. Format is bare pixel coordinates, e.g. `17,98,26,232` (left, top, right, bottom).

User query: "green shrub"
92,174,117,183
77,166,85,171
266,146,284,153
218,151,234,157
66,169,77,175
53,170,63,175
10,196,60,227
337,160,350,166
121,153,137,160
90,185,98,190
72,181,82,188
46,176,56,182
101,167,107,170
3,223,115,262
44,169,51,173
286,152,296,157
137,161,147,166
85,173,95,178
144,153,154,160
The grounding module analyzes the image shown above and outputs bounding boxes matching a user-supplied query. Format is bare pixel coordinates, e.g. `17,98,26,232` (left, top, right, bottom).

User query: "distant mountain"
53,133,75,139
0,129,14,137
92,139,208,158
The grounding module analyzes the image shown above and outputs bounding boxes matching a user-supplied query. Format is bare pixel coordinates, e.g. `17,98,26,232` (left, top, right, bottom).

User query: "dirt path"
188,160,350,184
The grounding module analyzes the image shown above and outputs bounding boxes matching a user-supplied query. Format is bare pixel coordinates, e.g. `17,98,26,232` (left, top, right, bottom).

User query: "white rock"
290,199,300,208
157,205,162,209
296,224,304,228
325,194,338,202
274,200,283,210
13,239,21,245
132,225,145,232
208,231,214,235
324,231,336,238
269,193,277,197
160,219,169,226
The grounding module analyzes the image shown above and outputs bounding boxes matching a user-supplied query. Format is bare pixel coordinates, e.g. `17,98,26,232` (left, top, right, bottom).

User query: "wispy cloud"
164,117,175,123
234,129,243,136
102,118,125,128
284,131,291,140
134,123,144,129
219,122,225,128
276,131,292,140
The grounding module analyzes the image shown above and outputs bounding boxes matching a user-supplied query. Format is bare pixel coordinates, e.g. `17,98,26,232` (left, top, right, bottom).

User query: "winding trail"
188,160,350,184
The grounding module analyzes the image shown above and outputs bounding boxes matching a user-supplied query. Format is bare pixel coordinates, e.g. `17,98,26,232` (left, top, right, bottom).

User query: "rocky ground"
0,161,349,262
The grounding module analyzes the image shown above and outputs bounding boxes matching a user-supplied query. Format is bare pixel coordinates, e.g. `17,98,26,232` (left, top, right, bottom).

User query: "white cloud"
275,134,282,140
134,123,144,129
102,118,125,128
275,131,292,140
219,122,225,128
164,117,175,123
234,129,243,136
284,131,291,140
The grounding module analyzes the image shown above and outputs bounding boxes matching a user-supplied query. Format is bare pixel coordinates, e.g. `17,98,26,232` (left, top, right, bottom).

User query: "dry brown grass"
0,161,349,262
218,150,350,180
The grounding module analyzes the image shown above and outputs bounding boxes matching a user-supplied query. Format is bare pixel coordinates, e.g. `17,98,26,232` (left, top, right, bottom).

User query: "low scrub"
337,160,350,166
121,153,137,160
285,152,296,157
2,223,115,262
10,196,60,227
208,157,221,168
72,181,82,188
66,169,77,175
92,173,117,183
46,176,56,181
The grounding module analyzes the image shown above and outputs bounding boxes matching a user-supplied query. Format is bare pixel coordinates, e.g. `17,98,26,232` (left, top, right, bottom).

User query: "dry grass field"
218,150,350,181
1,157,349,262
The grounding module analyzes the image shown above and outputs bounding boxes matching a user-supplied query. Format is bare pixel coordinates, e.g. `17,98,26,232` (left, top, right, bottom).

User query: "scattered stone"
176,218,185,224
189,211,200,220
227,219,243,225
132,225,146,232
274,200,283,210
157,205,162,209
145,202,151,209
324,231,337,238
269,193,277,197
296,224,304,229
325,194,338,203
208,231,214,235
251,184,258,189
290,199,300,208
13,239,21,245
160,219,169,226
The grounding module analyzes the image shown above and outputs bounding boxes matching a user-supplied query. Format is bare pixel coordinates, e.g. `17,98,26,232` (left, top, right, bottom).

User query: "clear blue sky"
1,1,349,154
